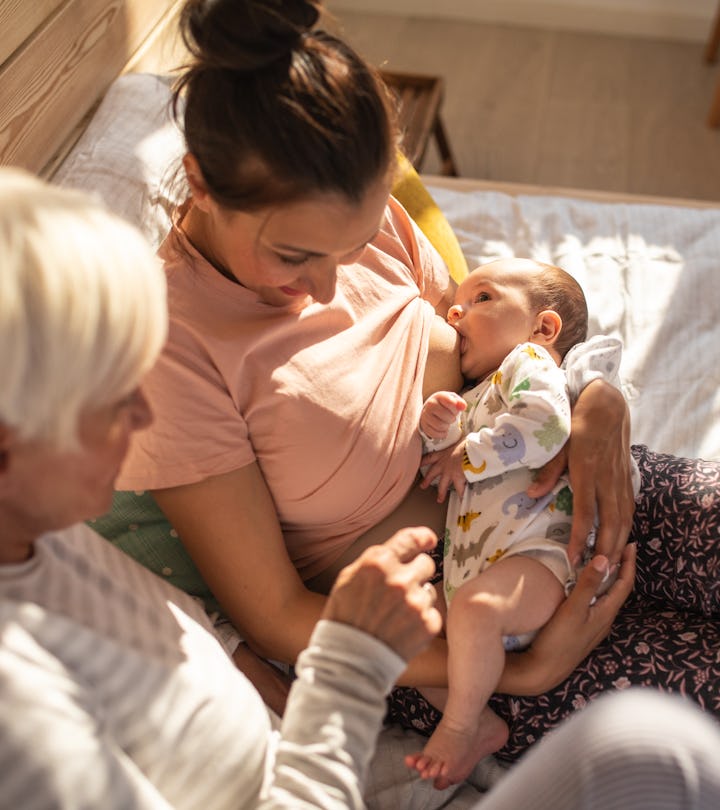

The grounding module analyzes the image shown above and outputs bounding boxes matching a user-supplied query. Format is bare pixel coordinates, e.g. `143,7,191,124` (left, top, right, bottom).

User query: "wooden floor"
328,11,720,203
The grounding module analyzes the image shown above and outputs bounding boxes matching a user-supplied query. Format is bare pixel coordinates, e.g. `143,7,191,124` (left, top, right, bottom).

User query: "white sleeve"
562,335,624,403
0,625,176,810
259,620,406,809
463,344,571,481
561,336,641,496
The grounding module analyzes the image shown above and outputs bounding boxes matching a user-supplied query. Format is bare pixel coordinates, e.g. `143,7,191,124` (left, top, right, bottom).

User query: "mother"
100,0,719,756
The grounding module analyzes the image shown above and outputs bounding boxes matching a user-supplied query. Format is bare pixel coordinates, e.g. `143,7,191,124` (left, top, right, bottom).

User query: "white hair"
0,168,167,448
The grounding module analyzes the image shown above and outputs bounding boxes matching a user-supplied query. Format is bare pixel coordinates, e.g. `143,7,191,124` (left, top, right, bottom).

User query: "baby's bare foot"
405,707,508,790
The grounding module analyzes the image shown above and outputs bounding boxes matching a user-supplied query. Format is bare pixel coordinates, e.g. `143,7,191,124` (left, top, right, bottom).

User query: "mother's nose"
306,260,338,305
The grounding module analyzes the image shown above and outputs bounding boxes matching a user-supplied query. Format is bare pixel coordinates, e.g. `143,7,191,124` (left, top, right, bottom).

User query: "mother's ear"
532,309,563,347
182,153,213,213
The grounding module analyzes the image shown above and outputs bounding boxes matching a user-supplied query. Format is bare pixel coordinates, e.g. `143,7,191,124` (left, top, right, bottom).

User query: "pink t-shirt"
117,196,449,578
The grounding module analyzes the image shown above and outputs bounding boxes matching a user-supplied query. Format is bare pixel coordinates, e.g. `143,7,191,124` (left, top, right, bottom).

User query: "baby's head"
448,257,588,381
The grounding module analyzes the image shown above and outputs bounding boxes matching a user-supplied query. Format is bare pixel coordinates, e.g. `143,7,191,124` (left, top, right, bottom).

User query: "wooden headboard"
0,0,187,178
2,0,715,212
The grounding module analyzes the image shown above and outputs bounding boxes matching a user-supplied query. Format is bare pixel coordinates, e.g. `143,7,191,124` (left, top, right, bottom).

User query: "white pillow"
54,73,185,250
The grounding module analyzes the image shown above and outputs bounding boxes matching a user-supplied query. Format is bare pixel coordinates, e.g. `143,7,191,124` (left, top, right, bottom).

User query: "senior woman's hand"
323,527,444,662
528,379,635,567
499,542,636,695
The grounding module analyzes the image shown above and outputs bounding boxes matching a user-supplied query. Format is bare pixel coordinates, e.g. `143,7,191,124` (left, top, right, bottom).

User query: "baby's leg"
407,556,564,789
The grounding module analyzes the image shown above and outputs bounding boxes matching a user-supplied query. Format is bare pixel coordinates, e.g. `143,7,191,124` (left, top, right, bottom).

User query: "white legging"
367,689,720,809
478,689,720,810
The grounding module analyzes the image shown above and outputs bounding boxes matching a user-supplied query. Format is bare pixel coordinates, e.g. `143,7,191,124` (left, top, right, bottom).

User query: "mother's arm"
499,543,636,695
153,463,324,665
151,462,450,689
528,378,635,567
153,459,634,703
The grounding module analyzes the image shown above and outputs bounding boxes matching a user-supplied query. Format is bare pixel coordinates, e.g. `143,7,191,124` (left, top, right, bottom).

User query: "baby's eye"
473,292,490,303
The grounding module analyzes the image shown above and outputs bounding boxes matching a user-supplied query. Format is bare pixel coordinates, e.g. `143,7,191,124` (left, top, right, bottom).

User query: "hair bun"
182,0,321,71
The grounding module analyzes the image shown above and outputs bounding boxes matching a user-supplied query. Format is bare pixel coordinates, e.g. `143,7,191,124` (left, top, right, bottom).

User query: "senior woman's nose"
130,389,153,431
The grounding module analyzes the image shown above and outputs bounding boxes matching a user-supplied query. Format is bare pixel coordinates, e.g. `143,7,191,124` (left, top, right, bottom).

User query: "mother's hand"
499,543,636,696
528,379,635,566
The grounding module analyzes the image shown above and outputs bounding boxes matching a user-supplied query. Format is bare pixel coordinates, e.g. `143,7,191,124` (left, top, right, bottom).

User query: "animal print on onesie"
444,466,575,650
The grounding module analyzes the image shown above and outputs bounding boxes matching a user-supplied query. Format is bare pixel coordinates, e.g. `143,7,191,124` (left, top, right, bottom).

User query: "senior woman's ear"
0,425,11,474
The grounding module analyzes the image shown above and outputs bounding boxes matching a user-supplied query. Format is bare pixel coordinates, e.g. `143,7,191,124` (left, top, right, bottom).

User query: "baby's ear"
532,309,563,346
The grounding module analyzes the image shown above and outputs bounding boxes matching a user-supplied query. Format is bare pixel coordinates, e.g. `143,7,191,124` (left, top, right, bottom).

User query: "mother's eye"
277,253,310,266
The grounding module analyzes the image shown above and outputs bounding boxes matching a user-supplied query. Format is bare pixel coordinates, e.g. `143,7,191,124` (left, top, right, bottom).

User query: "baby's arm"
463,345,571,482
419,392,468,502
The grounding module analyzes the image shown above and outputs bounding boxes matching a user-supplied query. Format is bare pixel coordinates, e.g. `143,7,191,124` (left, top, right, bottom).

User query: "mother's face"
1,388,151,543
188,172,392,309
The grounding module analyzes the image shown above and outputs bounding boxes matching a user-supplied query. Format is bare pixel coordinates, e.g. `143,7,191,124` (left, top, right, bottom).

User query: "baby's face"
448,259,541,380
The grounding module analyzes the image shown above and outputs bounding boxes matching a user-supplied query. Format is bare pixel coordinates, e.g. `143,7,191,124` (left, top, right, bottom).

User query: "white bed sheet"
55,73,720,463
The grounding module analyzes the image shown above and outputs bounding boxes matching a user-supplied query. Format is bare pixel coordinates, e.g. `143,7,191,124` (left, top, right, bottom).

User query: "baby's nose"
447,304,464,324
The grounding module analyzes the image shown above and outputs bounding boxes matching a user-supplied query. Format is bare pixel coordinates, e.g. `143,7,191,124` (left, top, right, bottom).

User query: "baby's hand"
420,391,466,439
420,441,468,503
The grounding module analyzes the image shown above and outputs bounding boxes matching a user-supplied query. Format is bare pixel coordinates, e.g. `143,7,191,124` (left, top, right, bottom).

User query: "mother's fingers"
599,542,636,608
526,446,567,498
570,553,610,606
571,542,635,611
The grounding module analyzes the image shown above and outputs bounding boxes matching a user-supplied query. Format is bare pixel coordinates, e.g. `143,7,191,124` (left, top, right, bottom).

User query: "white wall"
327,0,717,42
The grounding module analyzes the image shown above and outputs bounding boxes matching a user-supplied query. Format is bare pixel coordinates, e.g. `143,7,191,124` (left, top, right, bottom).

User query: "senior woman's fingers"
323,527,442,660
382,525,438,563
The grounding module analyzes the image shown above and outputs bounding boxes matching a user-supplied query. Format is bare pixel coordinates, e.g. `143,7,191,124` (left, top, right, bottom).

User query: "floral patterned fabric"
386,445,720,763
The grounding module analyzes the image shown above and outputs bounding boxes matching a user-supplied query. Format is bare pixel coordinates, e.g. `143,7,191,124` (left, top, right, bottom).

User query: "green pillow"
391,152,468,284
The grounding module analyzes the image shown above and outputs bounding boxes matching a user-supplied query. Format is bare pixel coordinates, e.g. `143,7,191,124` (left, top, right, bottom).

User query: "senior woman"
2,167,720,810
0,168,448,807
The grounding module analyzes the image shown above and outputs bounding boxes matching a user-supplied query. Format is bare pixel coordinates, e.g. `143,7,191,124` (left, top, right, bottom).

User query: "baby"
406,257,638,789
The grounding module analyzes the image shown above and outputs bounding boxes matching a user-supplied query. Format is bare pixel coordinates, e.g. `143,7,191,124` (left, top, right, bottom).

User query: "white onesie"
421,337,639,649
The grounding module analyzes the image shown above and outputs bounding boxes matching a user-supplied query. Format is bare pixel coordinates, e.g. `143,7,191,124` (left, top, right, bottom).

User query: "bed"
1,1,719,805
49,71,720,462
4,0,717,463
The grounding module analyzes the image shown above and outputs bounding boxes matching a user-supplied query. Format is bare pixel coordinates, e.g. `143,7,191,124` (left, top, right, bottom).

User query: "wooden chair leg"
433,115,459,177
708,75,720,128
705,3,720,63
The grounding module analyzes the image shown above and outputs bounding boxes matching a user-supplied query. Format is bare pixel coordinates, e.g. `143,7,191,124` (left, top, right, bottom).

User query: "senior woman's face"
190,174,391,309
5,389,151,540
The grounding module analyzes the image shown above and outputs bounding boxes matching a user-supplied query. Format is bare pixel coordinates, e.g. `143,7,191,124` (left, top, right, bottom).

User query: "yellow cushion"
391,153,468,284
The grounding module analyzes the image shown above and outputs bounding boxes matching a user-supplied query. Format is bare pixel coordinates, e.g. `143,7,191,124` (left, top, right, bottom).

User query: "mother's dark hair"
174,0,397,210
